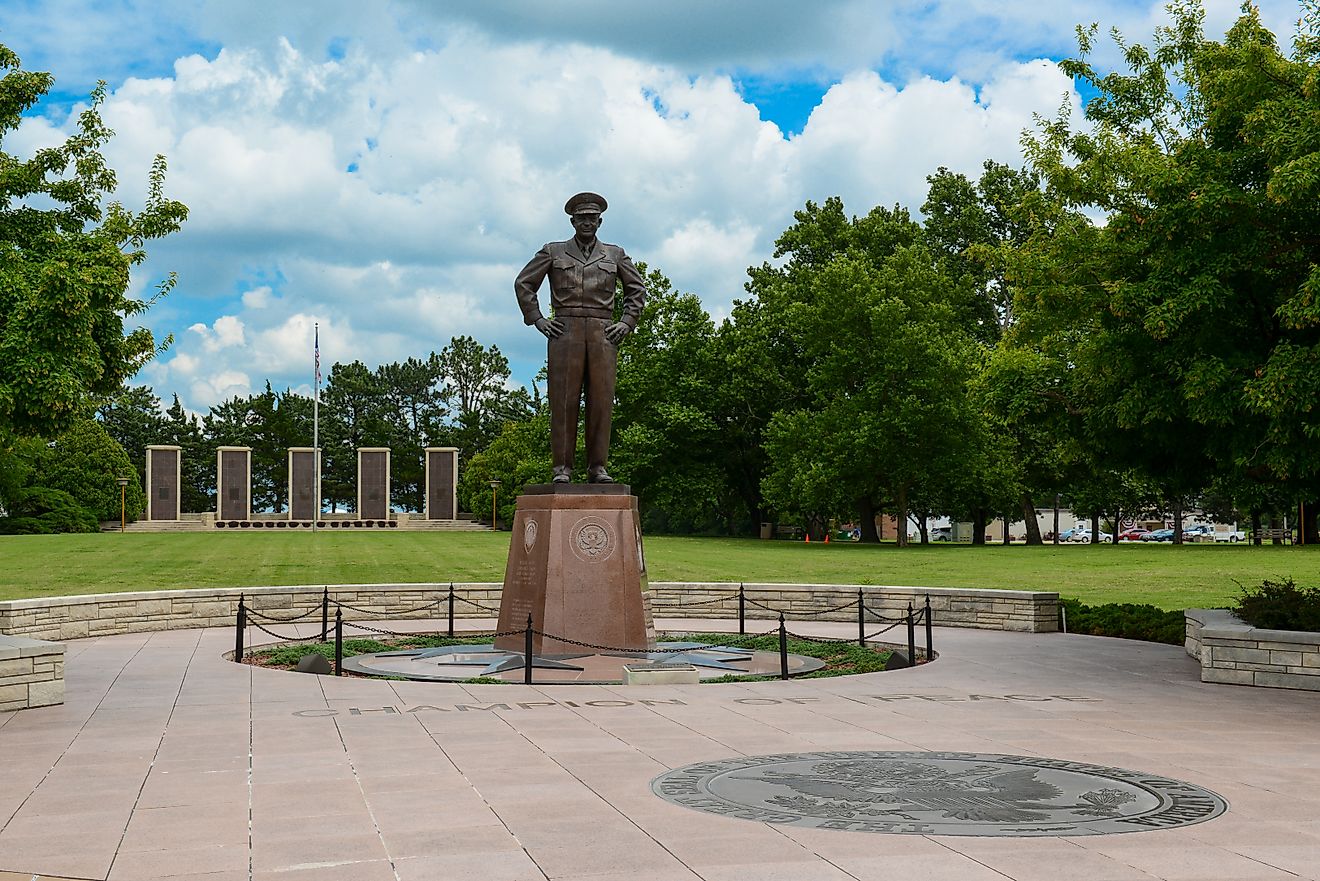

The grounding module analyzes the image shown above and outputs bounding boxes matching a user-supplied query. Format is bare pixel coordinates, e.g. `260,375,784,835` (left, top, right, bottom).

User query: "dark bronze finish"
523,614,534,684
235,594,245,662
925,594,934,659
334,608,343,676
907,602,917,663
778,613,789,680
738,583,745,635
858,588,866,647
515,193,646,482
447,583,455,638
321,587,329,643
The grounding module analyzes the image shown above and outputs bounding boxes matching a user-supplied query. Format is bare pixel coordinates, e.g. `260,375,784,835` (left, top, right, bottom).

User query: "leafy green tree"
612,267,738,532
0,44,186,442
1015,2,1320,542
459,414,552,525
752,199,986,544
96,385,164,485
923,160,1040,341
162,394,210,513
319,361,388,512
28,418,143,521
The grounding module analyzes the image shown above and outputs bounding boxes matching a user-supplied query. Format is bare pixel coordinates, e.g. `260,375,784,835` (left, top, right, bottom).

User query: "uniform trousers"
547,316,618,475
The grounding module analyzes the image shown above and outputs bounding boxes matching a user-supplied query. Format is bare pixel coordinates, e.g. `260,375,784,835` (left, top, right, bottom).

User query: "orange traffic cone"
804,533,810,543
824,533,830,543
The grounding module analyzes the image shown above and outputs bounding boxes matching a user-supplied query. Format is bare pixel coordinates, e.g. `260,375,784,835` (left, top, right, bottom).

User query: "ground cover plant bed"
242,631,894,680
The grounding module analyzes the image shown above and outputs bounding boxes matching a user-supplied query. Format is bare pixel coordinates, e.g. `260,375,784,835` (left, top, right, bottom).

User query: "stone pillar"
495,485,655,656
357,448,390,520
287,447,320,521
424,447,459,520
216,446,252,521
145,445,181,521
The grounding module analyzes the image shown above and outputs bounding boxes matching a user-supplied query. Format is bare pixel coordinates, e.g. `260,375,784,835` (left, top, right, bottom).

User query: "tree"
28,418,143,522
319,361,388,512
751,198,987,544
0,44,186,442
162,394,210,513
923,160,1040,340
612,266,737,532
459,414,552,525
1016,2,1320,542
375,356,446,511
97,385,165,486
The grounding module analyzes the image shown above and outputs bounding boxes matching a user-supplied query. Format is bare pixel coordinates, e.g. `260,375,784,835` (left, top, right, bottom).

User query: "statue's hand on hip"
604,322,631,345
535,317,565,339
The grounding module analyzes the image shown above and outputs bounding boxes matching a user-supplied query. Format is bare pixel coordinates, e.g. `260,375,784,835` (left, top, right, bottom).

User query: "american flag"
314,323,321,388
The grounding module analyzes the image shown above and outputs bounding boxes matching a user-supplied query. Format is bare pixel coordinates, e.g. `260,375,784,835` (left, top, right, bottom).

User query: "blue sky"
3,0,1308,413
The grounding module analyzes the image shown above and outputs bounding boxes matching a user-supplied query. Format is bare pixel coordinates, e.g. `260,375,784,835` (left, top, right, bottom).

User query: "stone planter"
1186,608,1320,690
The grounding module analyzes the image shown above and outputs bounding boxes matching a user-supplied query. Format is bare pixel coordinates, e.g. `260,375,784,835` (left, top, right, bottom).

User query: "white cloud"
15,11,1108,413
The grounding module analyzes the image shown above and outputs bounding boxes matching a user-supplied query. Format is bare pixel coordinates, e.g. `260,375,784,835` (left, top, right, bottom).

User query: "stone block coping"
0,582,1060,643
0,633,64,712
1186,608,1320,691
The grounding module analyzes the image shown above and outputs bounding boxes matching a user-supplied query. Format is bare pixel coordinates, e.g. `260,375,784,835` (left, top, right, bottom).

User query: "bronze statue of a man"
515,192,646,483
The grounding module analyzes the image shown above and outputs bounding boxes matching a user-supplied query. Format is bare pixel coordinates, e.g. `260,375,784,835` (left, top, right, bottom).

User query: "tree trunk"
1091,515,1100,544
1172,500,1184,545
917,515,929,545
972,508,987,546
1251,508,1261,545
1022,494,1042,545
1111,509,1121,544
897,485,908,548
1003,517,1011,545
1303,500,1318,546
858,497,880,543
1270,513,1282,545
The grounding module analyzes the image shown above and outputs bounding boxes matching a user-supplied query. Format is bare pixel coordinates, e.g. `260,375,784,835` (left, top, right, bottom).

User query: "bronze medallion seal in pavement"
652,751,1226,836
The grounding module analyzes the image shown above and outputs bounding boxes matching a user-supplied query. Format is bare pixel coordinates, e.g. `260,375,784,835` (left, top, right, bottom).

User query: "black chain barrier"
244,605,325,624
232,587,936,674
526,625,783,655
245,618,329,643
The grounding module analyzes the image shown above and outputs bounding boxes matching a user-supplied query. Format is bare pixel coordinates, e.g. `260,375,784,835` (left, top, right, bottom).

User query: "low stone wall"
652,584,1058,632
0,634,64,712
1186,608,1320,691
0,583,1059,642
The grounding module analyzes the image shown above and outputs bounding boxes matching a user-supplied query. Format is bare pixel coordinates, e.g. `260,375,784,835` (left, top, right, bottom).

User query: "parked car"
1213,529,1246,542
1070,530,1113,543
1117,527,1150,541
1142,528,1176,542
931,526,953,542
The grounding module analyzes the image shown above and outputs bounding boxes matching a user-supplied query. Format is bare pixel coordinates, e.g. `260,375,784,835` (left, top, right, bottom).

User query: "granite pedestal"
494,484,656,655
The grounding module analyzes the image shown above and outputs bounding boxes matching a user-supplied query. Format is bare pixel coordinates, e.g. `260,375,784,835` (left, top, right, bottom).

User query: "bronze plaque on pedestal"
357,448,390,520
495,485,655,655
217,447,251,521
146,445,180,521
288,448,318,520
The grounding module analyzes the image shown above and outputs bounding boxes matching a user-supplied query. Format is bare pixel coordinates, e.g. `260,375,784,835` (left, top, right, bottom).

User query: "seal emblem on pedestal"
523,519,538,552
571,516,615,562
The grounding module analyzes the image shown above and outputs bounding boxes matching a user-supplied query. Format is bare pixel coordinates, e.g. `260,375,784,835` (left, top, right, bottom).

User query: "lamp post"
115,477,130,533
489,479,501,531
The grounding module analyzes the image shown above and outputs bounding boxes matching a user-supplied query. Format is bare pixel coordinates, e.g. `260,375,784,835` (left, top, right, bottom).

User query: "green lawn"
2,532,1317,610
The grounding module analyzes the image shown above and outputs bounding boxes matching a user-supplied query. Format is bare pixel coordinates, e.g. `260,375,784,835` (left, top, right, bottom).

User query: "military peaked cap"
565,192,608,215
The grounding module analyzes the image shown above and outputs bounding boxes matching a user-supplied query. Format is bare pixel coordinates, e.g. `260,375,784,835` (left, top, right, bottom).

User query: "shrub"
1060,599,1185,645
1234,578,1320,632
0,486,99,534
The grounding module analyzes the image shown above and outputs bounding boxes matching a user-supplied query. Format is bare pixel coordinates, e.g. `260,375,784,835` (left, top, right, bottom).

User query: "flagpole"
313,322,320,533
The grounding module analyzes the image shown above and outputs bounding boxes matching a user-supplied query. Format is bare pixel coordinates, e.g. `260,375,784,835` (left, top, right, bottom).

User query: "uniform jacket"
514,238,646,330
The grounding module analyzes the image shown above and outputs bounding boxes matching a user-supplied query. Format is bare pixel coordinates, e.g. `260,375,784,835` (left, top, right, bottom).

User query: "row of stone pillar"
143,445,460,521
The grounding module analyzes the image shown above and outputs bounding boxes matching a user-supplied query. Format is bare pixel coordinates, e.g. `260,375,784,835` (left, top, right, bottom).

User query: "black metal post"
447,582,455,638
778,613,789,680
320,586,329,642
235,594,246,663
524,614,534,684
334,607,343,676
924,594,933,660
738,583,746,635
857,588,866,647
907,602,916,665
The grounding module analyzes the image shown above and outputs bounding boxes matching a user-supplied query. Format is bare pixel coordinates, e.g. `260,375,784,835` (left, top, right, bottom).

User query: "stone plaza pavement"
2,617,1319,881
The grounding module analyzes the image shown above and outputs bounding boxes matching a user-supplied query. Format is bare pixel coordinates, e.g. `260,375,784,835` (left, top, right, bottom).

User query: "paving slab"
1,618,1319,880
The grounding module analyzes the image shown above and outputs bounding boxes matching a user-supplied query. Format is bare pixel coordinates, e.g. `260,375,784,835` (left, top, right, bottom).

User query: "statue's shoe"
587,470,614,484
551,467,572,483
